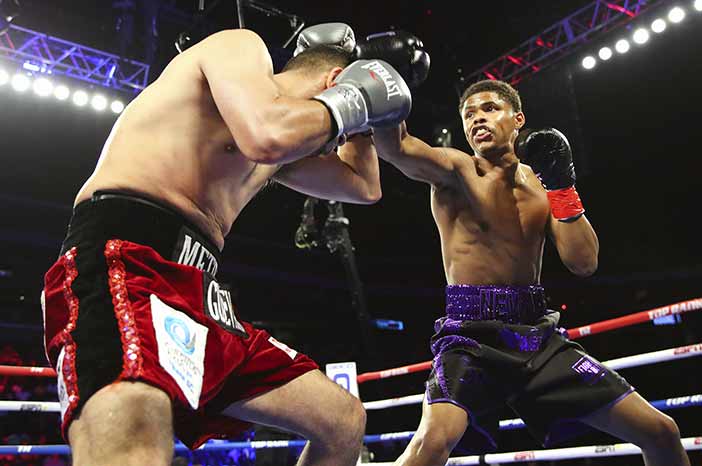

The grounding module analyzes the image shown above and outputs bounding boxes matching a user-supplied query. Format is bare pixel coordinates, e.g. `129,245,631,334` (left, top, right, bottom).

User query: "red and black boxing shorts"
42,190,318,449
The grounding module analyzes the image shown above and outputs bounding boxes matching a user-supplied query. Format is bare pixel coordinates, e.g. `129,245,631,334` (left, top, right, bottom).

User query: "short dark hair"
282,45,354,73
458,79,522,113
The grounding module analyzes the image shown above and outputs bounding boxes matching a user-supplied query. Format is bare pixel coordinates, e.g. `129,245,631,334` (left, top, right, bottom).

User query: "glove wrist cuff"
313,84,368,137
547,186,585,222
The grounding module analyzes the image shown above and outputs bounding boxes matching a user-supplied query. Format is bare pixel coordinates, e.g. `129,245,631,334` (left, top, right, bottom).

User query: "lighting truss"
0,24,149,93
462,0,670,86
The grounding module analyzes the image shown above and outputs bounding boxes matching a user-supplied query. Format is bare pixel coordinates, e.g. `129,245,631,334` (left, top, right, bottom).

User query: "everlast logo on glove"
313,57,410,138
361,61,404,99
203,274,248,338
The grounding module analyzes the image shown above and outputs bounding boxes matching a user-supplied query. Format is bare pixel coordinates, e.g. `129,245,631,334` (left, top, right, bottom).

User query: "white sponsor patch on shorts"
268,336,298,360
150,294,208,409
56,347,69,420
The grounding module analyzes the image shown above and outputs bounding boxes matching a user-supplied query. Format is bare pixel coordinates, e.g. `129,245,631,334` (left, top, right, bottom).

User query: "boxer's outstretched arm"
273,134,381,204
548,214,599,277
374,122,461,188
197,29,334,164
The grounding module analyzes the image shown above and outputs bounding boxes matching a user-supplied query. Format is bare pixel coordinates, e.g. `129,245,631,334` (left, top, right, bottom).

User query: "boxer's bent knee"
638,413,682,451
69,381,173,464
309,383,366,449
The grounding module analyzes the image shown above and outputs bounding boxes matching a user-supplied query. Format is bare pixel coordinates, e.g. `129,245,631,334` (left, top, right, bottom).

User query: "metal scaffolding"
0,24,150,93
462,0,670,86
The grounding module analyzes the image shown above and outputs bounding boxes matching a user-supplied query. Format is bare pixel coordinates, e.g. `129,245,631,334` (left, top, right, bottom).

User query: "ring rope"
3,298,699,382
1,394,699,449
359,343,702,408
359,436,702,465
1,436,700,460
357,326,702,384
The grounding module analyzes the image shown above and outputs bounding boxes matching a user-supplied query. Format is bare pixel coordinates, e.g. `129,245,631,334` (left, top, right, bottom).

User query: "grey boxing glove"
314,59,412,140
294,23,356,56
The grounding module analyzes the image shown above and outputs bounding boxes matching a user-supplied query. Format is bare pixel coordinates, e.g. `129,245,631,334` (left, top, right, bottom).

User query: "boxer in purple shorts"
374,78,690,465
425,284,631,452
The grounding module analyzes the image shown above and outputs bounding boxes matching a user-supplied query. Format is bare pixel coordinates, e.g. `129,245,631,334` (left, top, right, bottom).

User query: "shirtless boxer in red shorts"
42,23,411,466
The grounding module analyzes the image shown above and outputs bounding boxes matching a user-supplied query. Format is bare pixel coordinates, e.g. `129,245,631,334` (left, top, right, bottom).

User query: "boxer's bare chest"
431,162,550,279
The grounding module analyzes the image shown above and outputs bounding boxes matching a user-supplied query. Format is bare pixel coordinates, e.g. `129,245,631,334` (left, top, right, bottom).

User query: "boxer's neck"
476,148,520,171
273,70,326,100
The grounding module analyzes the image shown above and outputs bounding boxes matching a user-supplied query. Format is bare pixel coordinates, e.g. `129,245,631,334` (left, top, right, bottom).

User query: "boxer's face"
462,91,524,156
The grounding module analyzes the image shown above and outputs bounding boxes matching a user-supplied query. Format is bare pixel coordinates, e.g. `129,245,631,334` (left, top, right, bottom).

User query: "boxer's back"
76,40,279,250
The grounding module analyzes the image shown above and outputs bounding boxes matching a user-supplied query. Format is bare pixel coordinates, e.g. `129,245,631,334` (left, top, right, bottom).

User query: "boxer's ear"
325,67,344,89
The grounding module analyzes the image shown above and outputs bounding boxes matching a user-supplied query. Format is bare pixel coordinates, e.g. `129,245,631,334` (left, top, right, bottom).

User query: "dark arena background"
1,0,701,465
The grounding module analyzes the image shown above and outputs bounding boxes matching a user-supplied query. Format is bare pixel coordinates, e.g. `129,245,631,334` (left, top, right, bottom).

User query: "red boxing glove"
546,186,585,222
515,128,585,222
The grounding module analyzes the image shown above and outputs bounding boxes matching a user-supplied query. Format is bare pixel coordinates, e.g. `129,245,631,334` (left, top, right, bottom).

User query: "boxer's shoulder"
429,146,474,173
188,29,273,76
197,28,267,50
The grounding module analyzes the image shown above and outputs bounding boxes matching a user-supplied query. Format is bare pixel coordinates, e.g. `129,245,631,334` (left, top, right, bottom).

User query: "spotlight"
433,126,452,147
633,28,650,44
582,56,596,69
10,73,30,92
0,0,21,35
598,47,613,60
72,90,88,106
91,94,107,111
54,84,69,100
615,39,630,53
175,32,193,54
0,0,21,21
668,6,686,22
0,67,9,86
651,18,667,33
695,0,702,11
32,77,53,97
110,100,125,114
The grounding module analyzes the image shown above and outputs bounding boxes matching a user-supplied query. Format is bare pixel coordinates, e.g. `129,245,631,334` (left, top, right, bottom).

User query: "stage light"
0,0,21,35
433,125,452,147
633,28,650,44
110,100,125,114
668,6,686,23
11,73,30,92
651,18,667,33
54,84,70,100
694,0,702,11
0,67,9,86
598,47,613,60
582,56,596,69
33,77,53,97
91,94,107,111
615,39,630,53
0,0,21,22
72,90,88,106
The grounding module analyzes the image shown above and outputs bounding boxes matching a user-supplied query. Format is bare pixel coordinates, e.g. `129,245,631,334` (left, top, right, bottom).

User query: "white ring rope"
360,436,702,465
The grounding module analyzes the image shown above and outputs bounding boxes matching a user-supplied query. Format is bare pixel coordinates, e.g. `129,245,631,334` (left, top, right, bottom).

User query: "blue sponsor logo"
333,374,351,391
164,316,196,355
